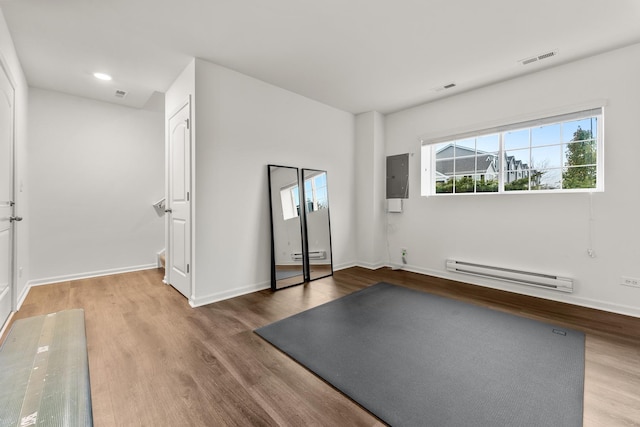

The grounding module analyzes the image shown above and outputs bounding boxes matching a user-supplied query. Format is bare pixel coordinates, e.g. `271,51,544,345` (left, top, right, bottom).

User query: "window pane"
531,145,562,169
563,118,597,142
454,176,474,193
531,123,561,147
504,178,529,191
435,177,453,193
505,148,530,165
435,158,454,177
435,142,455,159
313,173,328,209
504,129,529,150
475,175,498,192
453,156,477,175
481,152,499,180
504,148,530,183
537,169,562,190
304,180,313,212
562,166,597,189
455,138,475,153
316,187,328,209
476,134,499,152
564,140,597,166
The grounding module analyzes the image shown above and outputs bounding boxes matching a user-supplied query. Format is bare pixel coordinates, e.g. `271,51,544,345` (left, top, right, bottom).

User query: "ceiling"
2,0,640,114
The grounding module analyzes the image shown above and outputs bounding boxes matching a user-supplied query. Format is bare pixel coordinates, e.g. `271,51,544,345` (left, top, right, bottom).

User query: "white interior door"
0,65,15,329
167,101,191,299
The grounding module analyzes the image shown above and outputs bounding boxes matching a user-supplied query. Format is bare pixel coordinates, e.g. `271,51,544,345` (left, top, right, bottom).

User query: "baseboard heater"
445,259,573,293
292,250,326,261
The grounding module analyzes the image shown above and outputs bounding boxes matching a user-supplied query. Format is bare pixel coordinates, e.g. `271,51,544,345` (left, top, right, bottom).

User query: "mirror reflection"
302,169,333,281
268,165,305,289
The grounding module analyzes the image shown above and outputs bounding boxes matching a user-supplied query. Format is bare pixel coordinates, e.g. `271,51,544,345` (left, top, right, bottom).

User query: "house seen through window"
422,108,603,195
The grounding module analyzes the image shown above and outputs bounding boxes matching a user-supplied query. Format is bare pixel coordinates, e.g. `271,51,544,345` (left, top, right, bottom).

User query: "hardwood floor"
2,267,639,426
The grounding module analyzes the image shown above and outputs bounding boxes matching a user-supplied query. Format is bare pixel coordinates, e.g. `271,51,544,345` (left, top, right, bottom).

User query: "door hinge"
187,191,190,202
185,118,190,129
187,264,190,274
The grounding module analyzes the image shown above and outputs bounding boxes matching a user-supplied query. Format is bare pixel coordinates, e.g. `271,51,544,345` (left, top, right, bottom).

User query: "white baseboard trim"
27,264,159,288
189,281,271,308
353,261,388,270
333,261,358,271
0,310,15,339
16,284,30,312
395,263,640,319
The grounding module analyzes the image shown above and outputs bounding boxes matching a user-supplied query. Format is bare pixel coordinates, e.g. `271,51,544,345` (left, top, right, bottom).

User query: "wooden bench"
0,309,93,426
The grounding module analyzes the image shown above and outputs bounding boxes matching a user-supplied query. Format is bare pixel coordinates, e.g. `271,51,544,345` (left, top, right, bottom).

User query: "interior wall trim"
353,261,387,270
27,264,158,288
189,281,270,308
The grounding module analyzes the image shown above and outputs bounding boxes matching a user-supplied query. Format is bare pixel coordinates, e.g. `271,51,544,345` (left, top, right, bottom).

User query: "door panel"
0,65,14,329
171,219,186,275
171,135,186,201
167,102,191,299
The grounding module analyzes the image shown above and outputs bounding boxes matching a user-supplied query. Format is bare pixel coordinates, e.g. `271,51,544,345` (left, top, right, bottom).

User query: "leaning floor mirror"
301,168,333,281
267,165,333,290
267,165,306,290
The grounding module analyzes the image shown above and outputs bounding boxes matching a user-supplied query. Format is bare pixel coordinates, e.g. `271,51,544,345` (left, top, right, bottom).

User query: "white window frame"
421,107,604,196
280,184,300,220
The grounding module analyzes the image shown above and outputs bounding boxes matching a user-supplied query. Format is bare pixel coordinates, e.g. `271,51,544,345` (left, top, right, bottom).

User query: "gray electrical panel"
386,153,409,199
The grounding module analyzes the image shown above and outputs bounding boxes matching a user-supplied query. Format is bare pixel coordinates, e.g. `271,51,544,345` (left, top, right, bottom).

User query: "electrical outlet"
401,248,407,257
621,276,640,288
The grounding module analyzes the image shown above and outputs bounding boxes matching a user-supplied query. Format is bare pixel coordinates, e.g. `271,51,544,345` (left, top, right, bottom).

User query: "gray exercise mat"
255,282,585,427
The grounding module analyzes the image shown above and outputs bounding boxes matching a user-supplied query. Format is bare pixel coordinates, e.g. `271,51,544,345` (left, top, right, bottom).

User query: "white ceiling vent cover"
520,50,558,66
114,90,127,98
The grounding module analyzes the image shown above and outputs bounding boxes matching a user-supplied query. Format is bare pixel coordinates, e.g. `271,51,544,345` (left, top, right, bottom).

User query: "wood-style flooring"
2,267,639,426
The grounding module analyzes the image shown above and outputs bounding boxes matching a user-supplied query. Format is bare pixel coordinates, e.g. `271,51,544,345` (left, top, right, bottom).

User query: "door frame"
0,53,17,332
165,96,193,301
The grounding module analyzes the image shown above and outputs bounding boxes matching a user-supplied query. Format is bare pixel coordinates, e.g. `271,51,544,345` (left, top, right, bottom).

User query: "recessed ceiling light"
93,72,112,81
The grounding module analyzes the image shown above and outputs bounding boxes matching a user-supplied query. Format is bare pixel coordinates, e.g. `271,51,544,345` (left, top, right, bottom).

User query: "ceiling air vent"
520,50,558,66
114,90,127,98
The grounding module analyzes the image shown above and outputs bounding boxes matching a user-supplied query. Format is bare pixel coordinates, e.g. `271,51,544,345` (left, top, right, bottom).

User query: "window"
421,108,603,195
279,172,328,220
280,184,300,220
304,172,328,213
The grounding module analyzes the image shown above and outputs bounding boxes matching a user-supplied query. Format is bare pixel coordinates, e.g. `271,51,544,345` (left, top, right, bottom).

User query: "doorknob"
10,216,23,222
164,209,172,213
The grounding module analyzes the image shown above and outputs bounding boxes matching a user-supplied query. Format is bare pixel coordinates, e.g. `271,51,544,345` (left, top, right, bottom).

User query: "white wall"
355,111,386,268
385,43,640,317
182,58,355,306
165,59,195,120
0,9,29,305
28,88,165,283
